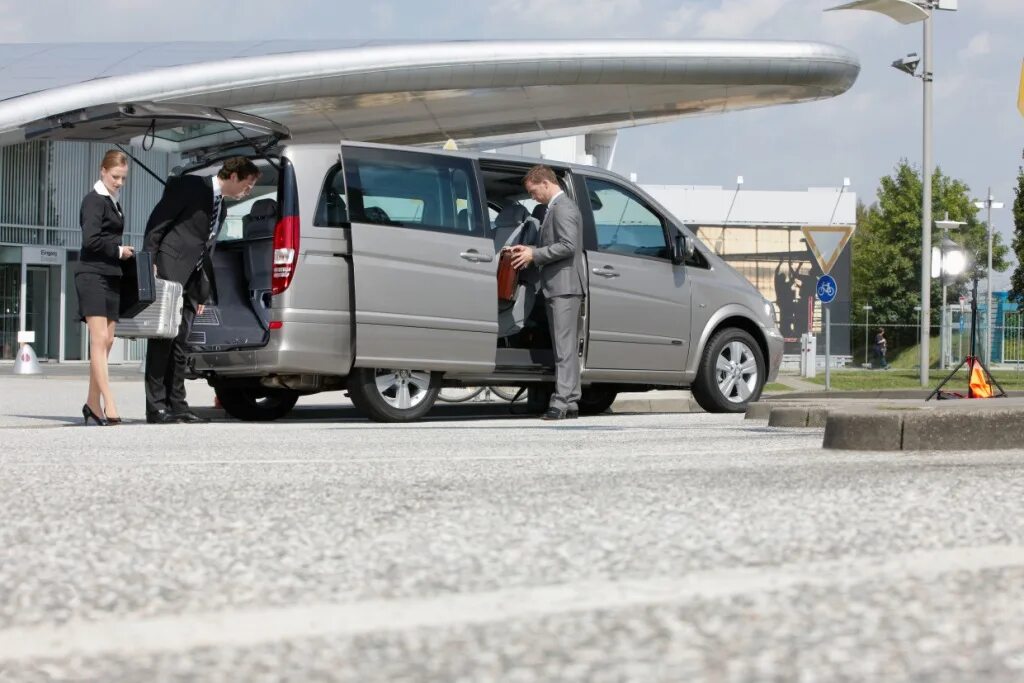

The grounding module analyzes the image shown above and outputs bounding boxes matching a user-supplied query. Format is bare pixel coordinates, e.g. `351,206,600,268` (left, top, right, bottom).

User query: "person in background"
75,150,134,425
874,327,889,370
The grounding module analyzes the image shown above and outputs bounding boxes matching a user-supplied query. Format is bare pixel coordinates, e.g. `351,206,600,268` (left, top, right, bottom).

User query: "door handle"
460,250,493,263
591,266,620,278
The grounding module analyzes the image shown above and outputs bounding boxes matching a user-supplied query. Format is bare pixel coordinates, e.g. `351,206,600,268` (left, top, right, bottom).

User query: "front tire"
215,385,299,422
691,328,765,413
347,368,441,422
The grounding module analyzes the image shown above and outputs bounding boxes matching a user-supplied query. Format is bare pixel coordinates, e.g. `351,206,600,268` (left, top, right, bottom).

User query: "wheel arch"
691,307,770,374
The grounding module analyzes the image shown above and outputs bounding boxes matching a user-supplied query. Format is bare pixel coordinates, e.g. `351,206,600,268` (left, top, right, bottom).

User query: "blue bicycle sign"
816,275,838,304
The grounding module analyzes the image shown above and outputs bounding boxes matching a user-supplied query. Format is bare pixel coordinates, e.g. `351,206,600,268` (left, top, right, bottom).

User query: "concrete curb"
823,402,1024,451
610,394,703,414
747,396,1024,451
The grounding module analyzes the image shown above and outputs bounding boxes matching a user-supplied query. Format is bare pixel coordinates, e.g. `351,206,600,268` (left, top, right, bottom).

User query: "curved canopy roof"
0,40,859,149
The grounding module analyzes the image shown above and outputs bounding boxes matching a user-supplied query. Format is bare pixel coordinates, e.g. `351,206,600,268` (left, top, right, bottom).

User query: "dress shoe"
173,411,210,424
540,407,578,421
146,410,180,425
82,404,108,426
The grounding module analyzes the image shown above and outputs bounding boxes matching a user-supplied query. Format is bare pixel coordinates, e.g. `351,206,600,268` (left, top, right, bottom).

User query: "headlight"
763,300,776,324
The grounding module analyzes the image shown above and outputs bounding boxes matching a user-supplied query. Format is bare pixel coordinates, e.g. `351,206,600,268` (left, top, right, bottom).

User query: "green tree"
851,160,1011,357
1008,168,1024,305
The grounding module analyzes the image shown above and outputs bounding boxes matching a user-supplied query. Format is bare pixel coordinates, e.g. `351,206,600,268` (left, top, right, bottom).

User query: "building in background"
0,141,176,362
644,184,856,357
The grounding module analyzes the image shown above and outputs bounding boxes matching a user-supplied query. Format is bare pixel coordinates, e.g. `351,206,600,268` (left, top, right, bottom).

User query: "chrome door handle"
591,266,620,278
460,250,493,263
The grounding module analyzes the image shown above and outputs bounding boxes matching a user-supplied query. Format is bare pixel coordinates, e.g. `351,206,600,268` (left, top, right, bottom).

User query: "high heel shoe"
82,404,108,426
105,416,123,425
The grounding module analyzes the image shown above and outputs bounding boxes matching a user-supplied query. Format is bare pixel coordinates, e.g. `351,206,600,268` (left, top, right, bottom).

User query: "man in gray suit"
509,165,587,420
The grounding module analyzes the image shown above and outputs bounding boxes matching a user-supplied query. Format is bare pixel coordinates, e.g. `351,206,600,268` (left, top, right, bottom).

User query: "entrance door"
0,264,19,360
581,176,691,378
343,144,498,373
25,267,49,358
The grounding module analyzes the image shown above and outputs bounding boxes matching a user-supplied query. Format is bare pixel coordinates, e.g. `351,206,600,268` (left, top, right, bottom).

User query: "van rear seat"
241,198,278,328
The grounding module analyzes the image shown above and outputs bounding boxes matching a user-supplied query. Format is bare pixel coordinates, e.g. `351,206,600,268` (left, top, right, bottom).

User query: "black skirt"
75,272,121,322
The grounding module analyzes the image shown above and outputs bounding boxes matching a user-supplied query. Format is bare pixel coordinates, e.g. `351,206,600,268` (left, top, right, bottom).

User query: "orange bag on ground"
969,360,993,398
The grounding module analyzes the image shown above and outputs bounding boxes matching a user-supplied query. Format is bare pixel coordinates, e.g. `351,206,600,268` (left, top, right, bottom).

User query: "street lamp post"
826,0,958,385
914,305,922,360
974,189,1003,366
934,217,966,369
863,305,873,367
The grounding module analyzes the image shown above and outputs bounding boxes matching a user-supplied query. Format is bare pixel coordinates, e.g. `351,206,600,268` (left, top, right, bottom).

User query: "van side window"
313,164,349,227
585,177,670,260
342,147,482,234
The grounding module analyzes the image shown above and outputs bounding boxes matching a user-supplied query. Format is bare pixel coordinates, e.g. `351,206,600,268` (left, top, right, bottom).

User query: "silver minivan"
185,138,783,422
27,102,782,422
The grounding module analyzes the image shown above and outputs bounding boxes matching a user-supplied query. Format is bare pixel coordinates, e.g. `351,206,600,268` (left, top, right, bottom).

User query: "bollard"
13,331,41,375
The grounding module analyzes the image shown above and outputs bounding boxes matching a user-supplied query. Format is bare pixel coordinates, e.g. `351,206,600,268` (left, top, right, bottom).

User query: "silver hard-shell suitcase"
115,278,184,339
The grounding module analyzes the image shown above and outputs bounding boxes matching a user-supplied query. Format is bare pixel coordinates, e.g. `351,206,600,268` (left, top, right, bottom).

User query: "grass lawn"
763,382,793,393
803,367,1024,391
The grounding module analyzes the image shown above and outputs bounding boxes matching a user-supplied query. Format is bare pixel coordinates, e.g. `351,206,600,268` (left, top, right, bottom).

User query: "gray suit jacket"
532,193,587,298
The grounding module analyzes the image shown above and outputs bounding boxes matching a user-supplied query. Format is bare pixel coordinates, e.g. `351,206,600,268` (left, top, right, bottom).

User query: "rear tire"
691,328,765,413
578,386,618,415
215,386,299,422
347,368,441,422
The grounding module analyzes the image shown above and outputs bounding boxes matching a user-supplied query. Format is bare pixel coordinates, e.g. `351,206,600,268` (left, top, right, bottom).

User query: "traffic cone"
969,359,993,399
13,342,41,375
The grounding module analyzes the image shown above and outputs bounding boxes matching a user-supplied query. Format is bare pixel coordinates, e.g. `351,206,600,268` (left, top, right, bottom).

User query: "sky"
1,0,1022,285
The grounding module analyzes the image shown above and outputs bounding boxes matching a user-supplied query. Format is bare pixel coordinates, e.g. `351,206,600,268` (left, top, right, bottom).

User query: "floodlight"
891,53,921,76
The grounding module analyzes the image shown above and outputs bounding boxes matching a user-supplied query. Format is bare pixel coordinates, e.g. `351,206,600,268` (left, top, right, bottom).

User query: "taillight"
271,215,299,295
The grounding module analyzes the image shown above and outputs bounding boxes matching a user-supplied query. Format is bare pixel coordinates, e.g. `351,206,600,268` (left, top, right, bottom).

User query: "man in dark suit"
509,165,587,420
143,157,260,424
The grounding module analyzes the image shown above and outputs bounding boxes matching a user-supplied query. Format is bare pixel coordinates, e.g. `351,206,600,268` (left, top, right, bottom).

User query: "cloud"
0,1,25,40
958,32,992,61
692,0,792,38
493,0,642,32
977,0,1024,16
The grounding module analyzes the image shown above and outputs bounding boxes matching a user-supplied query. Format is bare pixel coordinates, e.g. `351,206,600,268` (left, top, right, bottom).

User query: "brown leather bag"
497,250,518,302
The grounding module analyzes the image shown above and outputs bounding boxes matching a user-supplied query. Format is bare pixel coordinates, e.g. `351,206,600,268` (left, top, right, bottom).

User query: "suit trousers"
545,294,583,412
144,293,197,415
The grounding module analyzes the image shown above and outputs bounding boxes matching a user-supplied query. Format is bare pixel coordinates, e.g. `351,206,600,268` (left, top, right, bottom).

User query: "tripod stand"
926,272,1007,401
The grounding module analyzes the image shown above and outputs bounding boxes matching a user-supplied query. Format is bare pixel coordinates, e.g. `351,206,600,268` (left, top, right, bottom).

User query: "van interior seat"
491,203,531,250
492,203,543,338
315,189,347,225
241,198,278,285
240,197,278,329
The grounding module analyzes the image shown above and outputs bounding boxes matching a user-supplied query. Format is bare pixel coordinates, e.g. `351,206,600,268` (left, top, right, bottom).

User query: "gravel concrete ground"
2,375,1024,681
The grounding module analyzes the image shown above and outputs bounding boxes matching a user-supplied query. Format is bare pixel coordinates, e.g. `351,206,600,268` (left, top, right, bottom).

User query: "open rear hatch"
23,101,293,354
22,101,289,160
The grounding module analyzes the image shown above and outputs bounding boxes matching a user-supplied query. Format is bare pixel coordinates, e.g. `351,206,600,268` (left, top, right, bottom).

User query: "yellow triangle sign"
801,225,854,275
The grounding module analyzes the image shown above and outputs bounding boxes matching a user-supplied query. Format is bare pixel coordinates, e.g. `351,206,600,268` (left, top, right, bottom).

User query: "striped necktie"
210,194,222,240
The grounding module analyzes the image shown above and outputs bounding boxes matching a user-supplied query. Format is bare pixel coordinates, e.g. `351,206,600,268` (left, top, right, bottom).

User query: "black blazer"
144,175,226,304
78,189,125,277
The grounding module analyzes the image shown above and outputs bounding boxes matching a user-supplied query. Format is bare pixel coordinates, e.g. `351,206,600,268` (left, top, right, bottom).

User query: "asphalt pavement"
2,372,1024,681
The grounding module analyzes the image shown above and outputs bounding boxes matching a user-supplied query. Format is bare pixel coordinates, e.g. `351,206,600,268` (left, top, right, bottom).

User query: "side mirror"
588,190,603,211
671,232,694,265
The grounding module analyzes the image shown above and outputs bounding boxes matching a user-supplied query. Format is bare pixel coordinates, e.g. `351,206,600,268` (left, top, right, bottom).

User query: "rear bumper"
188,320,351,379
